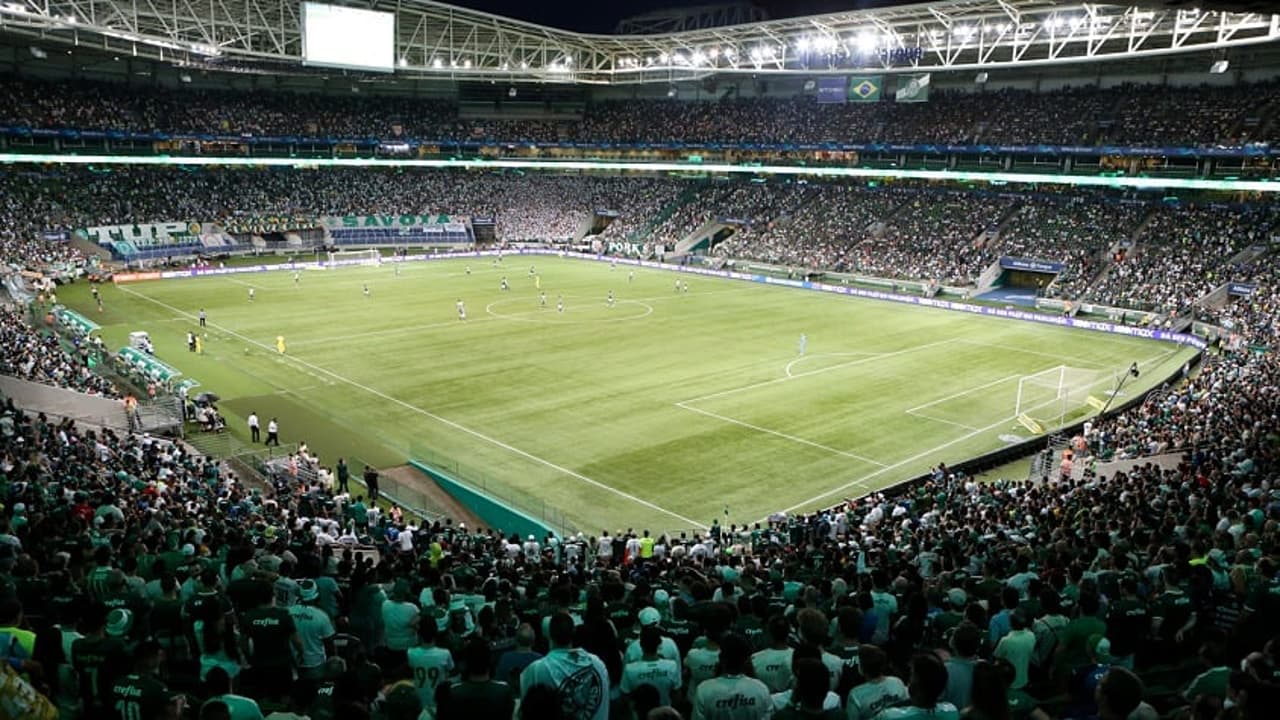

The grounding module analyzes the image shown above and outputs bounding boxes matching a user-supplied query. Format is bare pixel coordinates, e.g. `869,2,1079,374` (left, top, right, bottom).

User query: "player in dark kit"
111,641,183,720
240,583,301,698
71,604,130,717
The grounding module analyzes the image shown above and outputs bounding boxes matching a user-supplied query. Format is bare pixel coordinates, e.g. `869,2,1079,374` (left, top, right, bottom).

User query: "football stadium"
0,0,1278,719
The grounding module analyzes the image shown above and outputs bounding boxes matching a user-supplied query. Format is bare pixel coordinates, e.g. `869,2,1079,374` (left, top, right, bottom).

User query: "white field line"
775,345,1186,516
675,401,890,468
678,337,962,406
225,277,267,291
905,412,981,431
292,288,752,347
905,374,1022,413
776,410,1027,515
784,352,884,378
117,284,708,529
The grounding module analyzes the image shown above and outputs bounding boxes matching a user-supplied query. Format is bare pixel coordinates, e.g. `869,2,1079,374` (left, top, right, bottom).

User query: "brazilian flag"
849,76,882,103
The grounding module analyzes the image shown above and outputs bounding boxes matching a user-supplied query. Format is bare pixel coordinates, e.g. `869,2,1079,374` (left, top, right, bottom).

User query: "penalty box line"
672,338,965,469
117,284,709,530
775,344,1186,517
675,402,890,468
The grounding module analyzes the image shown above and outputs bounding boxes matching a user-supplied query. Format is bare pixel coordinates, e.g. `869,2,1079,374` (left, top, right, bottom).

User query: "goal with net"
327,249,381,266
1015,365,1101,427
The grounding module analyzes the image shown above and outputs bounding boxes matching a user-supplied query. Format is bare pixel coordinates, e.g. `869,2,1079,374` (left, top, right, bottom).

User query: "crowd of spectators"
991,196,1149,300
1091,204,1278,315
6,166,1280,317
0,161,1279,720
2,73,1275,147
0,168,694,250
0,304,117,398
713,185,911,270
847,192,1014,284
0,279,1277,720
1199,251,1280,341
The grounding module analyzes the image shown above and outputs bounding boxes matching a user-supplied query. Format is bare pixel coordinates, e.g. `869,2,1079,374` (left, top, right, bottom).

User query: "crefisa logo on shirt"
715,694,759,709
559,664,604,719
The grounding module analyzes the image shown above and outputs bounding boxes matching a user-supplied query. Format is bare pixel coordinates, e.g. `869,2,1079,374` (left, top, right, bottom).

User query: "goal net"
1015,365,1100,424
327,249,381,266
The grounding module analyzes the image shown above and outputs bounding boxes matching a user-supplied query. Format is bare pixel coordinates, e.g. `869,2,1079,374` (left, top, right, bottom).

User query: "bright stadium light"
432,57,443,68
463,58,472,68
856,31,877,53
9,154,1280,195
398,56,408,67
658,52,669,63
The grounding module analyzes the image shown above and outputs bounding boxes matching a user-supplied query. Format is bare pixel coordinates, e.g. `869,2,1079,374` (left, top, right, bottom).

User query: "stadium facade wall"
407,460,557,539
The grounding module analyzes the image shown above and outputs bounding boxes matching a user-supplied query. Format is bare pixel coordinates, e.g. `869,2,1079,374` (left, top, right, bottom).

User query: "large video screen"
302,2,395,72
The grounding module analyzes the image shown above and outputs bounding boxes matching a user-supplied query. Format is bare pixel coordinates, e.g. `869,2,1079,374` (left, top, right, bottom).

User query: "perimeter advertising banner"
77,222,202,247
1000,256,1065,273
221,216,319,234
817,77,849,104
324,214,457,228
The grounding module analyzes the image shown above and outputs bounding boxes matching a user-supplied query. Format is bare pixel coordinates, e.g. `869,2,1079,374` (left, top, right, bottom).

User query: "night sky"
451,0,905,34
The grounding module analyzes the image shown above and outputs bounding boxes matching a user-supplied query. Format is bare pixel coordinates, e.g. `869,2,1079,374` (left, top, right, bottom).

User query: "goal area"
327,249,381,266
1015,365,1100,425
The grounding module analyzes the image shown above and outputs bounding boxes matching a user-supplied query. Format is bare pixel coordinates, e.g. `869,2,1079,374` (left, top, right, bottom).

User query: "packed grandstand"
1,1,1280,720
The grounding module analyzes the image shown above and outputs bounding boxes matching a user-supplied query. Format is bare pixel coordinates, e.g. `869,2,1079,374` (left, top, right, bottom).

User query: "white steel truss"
0,0,1276,84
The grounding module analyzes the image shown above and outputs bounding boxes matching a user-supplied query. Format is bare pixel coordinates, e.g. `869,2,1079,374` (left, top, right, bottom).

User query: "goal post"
327,249,381,266
1015,365,1100,426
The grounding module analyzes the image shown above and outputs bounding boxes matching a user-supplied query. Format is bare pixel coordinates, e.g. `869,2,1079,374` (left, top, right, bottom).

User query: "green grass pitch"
60,257,1197,534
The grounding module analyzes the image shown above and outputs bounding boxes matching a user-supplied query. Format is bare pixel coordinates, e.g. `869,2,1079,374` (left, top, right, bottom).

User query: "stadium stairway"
1082,205,1163,301
674,218,731,255
627,183,704,244
69,234,114,264
0,374,130,432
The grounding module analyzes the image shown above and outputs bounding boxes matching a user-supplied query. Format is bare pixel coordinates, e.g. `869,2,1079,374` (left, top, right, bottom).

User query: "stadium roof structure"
0,0,1277,84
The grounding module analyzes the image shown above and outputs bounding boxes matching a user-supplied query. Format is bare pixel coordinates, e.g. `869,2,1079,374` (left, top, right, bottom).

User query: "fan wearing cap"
289,579,336,680
691,632,772,720
623,607,682,673
71,603,131,716
621,625,682,708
